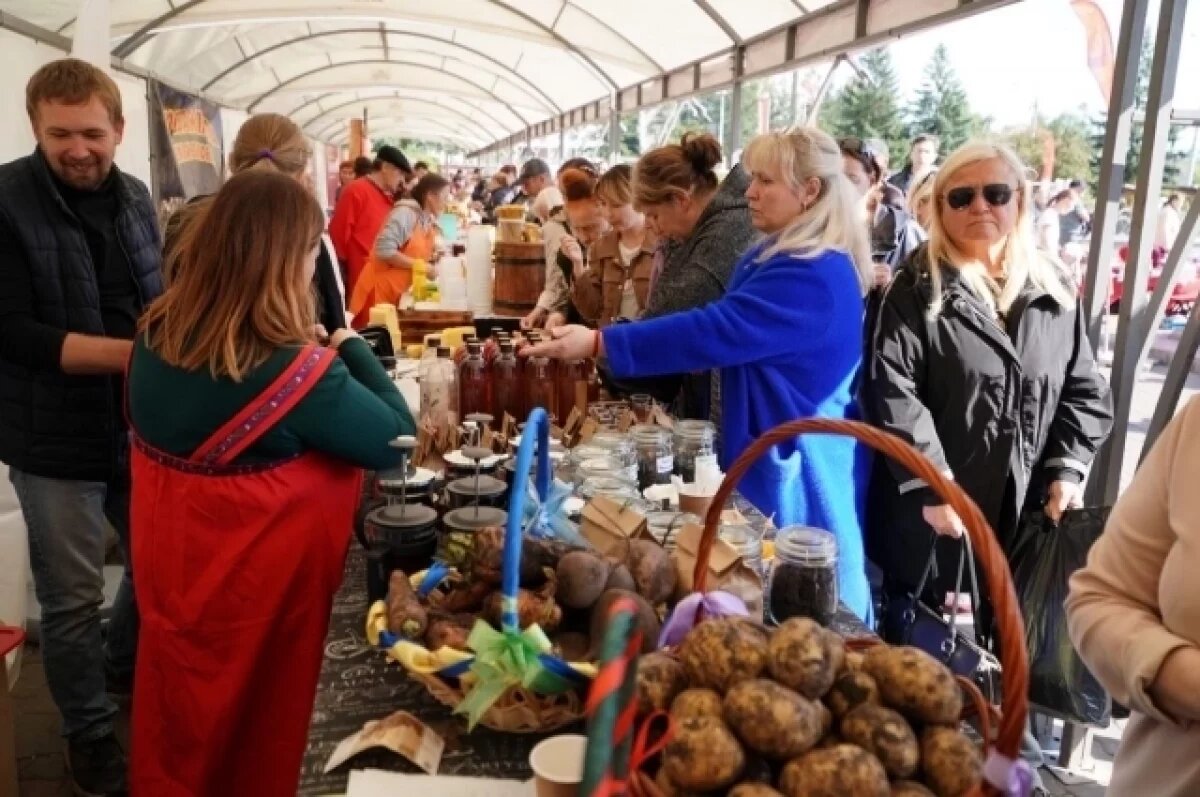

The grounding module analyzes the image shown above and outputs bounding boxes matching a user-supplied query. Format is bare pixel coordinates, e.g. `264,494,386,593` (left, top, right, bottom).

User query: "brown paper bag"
562,406,583,439
578,418,600,445
671,523,763,617
652,405,674,430
580,496,649,558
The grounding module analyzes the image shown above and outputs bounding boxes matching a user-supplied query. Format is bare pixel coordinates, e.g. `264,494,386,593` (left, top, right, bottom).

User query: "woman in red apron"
128,170,414,796
349,173,450,327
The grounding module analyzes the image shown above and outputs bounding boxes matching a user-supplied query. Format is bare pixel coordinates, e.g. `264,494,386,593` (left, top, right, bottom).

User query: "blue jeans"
9,460,137,742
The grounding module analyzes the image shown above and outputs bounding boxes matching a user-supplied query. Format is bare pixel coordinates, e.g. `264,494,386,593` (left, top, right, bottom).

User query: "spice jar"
673,420,717,482
578,476,642,504
573,456,631,487
767,526,839,627
721,524,764,577
633,425,673,490
589,430,638,482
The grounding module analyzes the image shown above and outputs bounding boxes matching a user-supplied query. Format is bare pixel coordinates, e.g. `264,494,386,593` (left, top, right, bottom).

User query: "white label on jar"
657,455,674,474
694,454,718,471
626,465,638,482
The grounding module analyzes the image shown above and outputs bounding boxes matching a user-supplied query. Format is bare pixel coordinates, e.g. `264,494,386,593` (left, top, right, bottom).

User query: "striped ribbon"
581,597,643,797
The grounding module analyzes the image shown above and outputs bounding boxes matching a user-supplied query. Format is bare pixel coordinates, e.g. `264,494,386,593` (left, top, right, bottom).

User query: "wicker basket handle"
694,417,1028,761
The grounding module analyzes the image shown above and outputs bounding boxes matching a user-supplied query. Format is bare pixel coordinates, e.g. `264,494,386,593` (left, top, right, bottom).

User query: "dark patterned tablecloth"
299,495,870,794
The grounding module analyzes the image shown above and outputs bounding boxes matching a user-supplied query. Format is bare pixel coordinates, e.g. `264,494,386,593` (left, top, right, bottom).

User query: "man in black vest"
0,59,163,795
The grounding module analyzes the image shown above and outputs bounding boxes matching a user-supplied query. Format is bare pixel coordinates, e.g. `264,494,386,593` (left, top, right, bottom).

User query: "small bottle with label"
673,419,718,482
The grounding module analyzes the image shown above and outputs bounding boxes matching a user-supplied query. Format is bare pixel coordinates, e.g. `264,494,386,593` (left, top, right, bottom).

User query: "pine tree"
1089,33,1183,187
818,48,907,167
906,44,978,155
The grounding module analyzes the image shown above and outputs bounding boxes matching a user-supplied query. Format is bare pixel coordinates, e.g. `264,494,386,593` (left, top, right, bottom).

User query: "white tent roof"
0,0,1014,151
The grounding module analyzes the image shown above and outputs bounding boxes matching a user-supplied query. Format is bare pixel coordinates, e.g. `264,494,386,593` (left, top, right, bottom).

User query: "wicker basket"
585,418,1029,797
367,407,593,733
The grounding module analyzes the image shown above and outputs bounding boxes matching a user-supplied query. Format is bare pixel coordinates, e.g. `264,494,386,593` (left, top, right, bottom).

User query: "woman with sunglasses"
863,140,1112,640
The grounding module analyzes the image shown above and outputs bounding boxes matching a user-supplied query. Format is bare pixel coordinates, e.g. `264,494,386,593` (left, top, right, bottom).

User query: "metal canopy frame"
298,94,499,142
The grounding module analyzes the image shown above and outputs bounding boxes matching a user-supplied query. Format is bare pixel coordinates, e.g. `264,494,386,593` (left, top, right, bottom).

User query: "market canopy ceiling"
0,0,1015,151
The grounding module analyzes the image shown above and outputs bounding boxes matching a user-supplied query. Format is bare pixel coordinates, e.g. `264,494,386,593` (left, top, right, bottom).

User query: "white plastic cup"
529,734,587,797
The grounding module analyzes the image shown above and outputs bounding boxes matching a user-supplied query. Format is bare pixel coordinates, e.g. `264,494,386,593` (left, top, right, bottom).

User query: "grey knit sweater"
644,164,758,318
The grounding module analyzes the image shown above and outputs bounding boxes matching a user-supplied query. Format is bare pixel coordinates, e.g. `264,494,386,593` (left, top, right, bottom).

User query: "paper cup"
678,491,715,519
529,734,586,797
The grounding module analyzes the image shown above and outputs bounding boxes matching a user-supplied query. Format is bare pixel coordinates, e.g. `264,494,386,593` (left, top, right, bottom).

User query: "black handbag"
884,533,1002,701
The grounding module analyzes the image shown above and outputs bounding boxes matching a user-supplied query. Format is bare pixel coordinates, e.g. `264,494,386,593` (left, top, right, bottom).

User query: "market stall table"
299,496,871,795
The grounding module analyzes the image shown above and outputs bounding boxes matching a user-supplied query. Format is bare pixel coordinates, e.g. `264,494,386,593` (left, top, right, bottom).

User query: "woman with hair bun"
526,128,875,621
163,112,348,334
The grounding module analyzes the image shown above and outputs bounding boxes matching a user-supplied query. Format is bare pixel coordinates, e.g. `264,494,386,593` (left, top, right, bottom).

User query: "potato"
678,618,769,692
635,652,687,715
779,744,890,797
605,560,636,592
920,726,982,797
671,688,725,720
628,539,677,604
891,782,936,797
768,618,845,699
839,703,919,780
863,646,962,725
825,669,881,720
729,785,784,797
590,589,660,655
556,550,609,609
723,679,827,760
652,768,721,797
661,716,745,792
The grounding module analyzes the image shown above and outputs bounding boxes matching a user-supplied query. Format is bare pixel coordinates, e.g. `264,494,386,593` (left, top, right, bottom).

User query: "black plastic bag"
1009,507,1112,726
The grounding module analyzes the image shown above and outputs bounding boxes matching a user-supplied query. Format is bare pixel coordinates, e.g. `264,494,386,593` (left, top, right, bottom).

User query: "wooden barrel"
493,241,545,316
396,308,473,345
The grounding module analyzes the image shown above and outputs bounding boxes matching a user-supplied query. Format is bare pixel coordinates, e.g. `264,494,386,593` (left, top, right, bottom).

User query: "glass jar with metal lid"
673,420,717,482
767,526,838,626
633,425,674,490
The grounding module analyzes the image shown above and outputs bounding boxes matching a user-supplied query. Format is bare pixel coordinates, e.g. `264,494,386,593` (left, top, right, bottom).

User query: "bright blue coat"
604,242,872,622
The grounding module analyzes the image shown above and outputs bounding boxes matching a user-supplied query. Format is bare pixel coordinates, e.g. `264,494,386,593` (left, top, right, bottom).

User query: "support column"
348,118,365,159
727,46,745,165
1089,0,1188,505
1080,0,1151,351
609,97,622,162
71,0,111,70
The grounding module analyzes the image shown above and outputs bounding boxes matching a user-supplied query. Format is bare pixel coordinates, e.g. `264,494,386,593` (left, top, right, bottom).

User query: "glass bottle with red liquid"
492,340,524,420
458,342,491,418
524,350,558,423
557,357,588,421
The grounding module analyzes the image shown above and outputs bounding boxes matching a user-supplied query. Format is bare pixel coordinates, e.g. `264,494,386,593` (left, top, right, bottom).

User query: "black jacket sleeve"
864,274,951,503
1041,300,1113,483
315,241,347,331
0,211,68,371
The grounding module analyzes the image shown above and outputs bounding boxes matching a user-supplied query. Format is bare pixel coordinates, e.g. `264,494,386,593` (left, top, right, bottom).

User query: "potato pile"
383,527,675,660
640,617,983,797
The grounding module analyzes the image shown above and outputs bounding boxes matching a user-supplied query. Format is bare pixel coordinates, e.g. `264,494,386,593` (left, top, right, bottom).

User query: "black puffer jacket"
863,245,1112,591
0,151,163,481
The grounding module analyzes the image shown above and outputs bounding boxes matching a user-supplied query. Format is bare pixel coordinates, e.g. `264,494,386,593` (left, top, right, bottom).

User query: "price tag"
656,455,674,474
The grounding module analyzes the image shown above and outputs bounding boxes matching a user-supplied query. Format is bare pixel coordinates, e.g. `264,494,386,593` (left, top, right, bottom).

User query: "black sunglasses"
945,183,1014,210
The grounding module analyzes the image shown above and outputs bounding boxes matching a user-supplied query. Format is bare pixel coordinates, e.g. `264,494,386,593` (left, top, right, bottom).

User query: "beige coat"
570,228,656,327
1066,396,1200,797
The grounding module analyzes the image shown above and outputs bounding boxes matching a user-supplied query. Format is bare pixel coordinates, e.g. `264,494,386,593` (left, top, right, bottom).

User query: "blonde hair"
595,164,633,207
142,170,323,381
228,113,311,176
742,127,873,294
926,141,1074,318
907,169,936,217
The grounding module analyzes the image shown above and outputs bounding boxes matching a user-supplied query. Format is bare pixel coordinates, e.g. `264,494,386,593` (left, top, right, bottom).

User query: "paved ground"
10,360,1200,796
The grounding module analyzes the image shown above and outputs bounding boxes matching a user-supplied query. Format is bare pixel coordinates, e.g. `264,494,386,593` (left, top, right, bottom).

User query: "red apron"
128,344,363,797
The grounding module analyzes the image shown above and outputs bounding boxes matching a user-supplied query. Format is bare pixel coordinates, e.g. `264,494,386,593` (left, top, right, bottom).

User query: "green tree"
819,48,908,167
906,44,980,155
1045,112,1094,182
1089,33,1183,187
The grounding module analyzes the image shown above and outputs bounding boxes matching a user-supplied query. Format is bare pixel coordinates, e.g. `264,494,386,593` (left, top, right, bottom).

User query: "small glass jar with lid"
633,425,673,491
578,476,643,504
645,511,700,551
673,420,717,482
766,526,839,626
720,523,764,577
589,430,638,482
573,456,631,487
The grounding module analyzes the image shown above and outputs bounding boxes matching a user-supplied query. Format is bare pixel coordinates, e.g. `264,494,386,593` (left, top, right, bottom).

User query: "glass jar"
767,526,839,626
673,420,717,482
721,523,764,577
645,511,700,551
633,425,673,490
589,431,637,482
574,456,633,487
578,476,643,504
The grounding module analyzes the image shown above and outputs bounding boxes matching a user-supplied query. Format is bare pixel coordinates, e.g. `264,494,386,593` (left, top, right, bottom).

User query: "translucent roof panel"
1,0,934,149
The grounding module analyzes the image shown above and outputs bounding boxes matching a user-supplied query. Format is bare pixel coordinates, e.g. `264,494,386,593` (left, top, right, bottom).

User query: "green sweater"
130,336,415,470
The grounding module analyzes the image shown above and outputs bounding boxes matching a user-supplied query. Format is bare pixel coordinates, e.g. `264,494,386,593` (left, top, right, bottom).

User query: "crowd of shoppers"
10,53,1195,797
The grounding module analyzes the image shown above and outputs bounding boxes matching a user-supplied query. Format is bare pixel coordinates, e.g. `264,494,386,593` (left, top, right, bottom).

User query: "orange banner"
1070,0,1116,103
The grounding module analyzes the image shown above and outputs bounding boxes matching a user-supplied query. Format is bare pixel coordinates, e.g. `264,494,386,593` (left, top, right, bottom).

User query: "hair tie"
258,149,275,162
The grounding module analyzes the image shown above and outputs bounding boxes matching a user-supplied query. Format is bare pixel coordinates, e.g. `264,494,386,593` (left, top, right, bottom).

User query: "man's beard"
56,157,108,190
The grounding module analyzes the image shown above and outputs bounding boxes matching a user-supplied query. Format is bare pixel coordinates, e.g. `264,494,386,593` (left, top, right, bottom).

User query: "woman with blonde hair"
526,127,875,621
164,112,348,333
127,170,414,795
906,168,937,231
570,164,657,326
864,141,1111,645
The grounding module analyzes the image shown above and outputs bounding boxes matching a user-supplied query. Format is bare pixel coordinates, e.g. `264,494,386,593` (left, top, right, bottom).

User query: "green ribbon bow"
453,619,574,728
